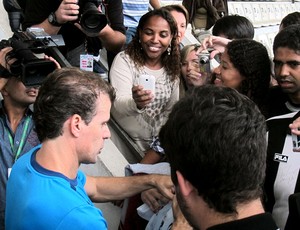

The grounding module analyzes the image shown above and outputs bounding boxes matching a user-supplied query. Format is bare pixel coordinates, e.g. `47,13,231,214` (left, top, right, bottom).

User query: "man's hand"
44,55,61,69
141,188,170,213
290,117,300,135
0,47,14,69
151,174,175,200
0,47,14,89
55,0,80,24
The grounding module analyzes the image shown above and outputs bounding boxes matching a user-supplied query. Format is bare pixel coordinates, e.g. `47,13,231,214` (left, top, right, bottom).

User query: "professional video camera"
78,0,107,34
0,30,60,86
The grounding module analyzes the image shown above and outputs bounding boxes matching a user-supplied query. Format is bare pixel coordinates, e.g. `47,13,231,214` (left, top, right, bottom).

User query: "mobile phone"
139,74,156,94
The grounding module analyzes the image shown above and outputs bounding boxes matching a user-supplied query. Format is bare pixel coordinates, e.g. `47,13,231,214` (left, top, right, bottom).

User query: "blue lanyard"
6,116,31,162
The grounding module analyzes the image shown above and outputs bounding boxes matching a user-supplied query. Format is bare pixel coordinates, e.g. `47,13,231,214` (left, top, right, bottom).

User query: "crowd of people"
1,1,300,229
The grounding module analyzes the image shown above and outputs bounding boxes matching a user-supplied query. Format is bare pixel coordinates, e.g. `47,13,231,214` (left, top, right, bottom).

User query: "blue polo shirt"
6,146,107,229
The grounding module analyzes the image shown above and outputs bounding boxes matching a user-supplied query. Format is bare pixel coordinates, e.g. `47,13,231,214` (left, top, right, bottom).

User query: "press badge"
8,168,12,178
80,54,94,72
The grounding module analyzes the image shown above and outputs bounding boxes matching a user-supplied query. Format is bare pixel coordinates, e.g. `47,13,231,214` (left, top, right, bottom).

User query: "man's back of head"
280,12,300,31
160,85,270,228
212,14,254,39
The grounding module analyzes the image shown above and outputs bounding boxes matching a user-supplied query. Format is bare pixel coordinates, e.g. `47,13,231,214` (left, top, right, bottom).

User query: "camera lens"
80,2,107,33
199,55,209,64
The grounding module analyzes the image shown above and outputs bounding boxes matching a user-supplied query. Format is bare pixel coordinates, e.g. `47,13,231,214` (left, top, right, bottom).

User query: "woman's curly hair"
125,9,180,81
226,39,271,116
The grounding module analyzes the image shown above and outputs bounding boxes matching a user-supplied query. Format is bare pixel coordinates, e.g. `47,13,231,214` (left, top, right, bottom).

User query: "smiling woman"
212,39,271,117
109,8,180,154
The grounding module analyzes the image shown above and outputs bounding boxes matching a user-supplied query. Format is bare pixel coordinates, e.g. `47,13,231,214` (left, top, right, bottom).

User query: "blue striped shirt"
123,0,151,27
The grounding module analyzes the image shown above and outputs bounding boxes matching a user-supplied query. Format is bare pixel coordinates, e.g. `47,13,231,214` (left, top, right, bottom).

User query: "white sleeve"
110,52,143,116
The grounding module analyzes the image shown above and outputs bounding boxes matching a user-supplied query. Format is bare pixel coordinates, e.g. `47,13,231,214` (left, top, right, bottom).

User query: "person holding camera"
0,46,40,229
21,0,126,68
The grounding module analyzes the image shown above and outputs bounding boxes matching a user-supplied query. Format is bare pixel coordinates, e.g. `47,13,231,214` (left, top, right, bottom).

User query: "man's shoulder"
267,86,292,118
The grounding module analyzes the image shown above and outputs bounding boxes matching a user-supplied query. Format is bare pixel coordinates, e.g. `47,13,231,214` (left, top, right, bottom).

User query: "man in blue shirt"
0,46,40,229
5,67,174,229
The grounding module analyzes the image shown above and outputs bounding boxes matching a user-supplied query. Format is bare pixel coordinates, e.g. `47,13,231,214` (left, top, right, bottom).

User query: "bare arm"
85,174,174,202
97,25,126,52
150,0,161,9
32,0,79,35
200,35,232,58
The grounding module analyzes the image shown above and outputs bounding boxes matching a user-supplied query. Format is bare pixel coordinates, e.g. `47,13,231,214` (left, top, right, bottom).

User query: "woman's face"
181,49,208,87
170,10,187,43
139,15,173,62
213,49,244,89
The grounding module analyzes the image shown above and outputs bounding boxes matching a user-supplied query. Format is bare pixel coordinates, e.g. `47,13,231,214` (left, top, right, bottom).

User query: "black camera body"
0,31,57,86
78,0,107,34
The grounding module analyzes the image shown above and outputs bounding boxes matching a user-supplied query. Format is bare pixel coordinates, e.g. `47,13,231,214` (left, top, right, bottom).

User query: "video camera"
78,0,107,34
0,29,62,86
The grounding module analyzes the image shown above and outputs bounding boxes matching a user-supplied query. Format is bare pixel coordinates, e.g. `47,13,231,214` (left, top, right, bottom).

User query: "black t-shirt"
207,213,278,230
267,86,300,119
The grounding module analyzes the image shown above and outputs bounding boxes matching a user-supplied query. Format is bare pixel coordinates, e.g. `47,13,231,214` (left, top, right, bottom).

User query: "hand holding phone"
139,74,156,94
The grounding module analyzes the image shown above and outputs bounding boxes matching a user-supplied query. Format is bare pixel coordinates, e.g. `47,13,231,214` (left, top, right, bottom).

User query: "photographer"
0,44,59,229
21,0,126,68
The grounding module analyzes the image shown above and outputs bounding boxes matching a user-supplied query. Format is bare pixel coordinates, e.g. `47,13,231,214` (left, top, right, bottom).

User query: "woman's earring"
167,45,171,55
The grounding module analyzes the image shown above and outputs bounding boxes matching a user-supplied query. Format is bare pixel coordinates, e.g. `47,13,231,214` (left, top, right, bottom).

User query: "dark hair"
162,4,189,27
226,39,271,116
273,24,300,55
125,8,180,81
212,15,254,39
160,85,266,214
33,67,116,141
280,12,300,30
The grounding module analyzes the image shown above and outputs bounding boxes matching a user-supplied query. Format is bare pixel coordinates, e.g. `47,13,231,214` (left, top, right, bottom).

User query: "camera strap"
5,116,31,162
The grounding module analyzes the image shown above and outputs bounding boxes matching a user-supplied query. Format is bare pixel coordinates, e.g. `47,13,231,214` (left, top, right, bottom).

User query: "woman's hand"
200,35,232,59
132,85,154,110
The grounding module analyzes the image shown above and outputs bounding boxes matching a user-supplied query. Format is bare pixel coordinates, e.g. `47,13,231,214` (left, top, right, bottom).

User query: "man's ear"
70,114,82,137
176,170,195,197
0,84,8,96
